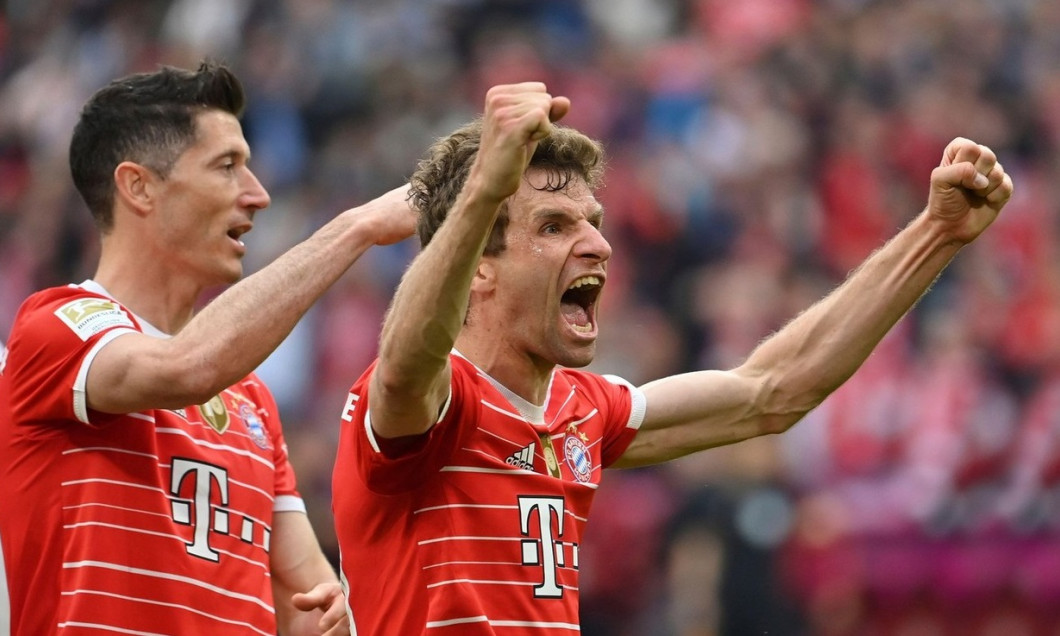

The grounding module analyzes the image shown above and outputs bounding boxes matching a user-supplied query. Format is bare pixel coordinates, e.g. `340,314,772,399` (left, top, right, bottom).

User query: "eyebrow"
210,148,251,165
532,206,606,225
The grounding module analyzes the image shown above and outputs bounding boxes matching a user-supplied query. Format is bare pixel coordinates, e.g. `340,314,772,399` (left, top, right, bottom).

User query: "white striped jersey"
333,352,646,635
0,283,302,635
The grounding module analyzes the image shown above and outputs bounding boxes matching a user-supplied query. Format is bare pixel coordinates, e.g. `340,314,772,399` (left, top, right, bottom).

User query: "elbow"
371,360,433,407
161,349,230,407
757,412,804,436
750,372,829,436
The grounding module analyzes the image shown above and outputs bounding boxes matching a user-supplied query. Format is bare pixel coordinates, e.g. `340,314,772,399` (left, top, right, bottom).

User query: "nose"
577,223,612,264
239,167,271,212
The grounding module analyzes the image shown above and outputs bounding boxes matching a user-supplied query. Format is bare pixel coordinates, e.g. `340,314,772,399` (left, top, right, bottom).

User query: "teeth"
571,322,593,333
567,276,601,291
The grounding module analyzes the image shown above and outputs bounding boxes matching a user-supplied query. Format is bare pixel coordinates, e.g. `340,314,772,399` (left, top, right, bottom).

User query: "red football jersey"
0,282,302,635
333,352,646,635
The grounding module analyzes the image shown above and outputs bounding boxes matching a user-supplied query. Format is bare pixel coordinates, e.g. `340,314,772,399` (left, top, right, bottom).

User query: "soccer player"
331,83,1014,634
0,61,416,635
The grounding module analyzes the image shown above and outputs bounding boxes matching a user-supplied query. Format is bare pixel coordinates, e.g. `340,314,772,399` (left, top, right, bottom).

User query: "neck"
93,239,202,335
454,331,554,406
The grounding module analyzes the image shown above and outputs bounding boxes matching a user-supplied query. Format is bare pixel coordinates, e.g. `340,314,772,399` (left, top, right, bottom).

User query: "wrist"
463,164,517,211
914,208,972,250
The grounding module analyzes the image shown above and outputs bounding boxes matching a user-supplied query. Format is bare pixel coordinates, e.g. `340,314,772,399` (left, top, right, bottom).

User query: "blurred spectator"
3,1,1060,633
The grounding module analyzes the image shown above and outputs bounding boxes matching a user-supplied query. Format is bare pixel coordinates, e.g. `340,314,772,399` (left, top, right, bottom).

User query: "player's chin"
207,261,244,287
558,342,597,369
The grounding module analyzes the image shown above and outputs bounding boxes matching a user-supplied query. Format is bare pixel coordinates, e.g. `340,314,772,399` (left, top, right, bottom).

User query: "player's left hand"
290,582,350,636
353,183,419,247
926,137,1014,244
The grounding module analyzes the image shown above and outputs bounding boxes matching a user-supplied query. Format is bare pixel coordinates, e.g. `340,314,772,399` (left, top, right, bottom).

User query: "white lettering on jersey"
170,458,230,562
519,495,566,599
341,392,359,422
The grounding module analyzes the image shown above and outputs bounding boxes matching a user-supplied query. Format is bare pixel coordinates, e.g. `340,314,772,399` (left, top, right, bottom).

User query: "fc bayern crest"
564,435,592,483
239,404,271,450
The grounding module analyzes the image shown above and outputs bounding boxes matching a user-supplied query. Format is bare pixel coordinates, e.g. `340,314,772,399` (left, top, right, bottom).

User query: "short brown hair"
409,119,606,255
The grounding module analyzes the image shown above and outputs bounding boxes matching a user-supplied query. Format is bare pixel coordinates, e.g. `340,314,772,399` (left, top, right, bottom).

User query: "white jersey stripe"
62,521,195,544
418,535,526,546
227,476,277,504
426,578,538,589
57,621,168,635
60,590,273,635
422,560,523,569
426,615,489,628
62,560,275,611
64,519,273,561
62,502,173,520
490,619,580,630
415,503,518,515
461,446,509,463
476,425,525,448
412,501,586,522
439,465,534,476
63,477,167,495
439,465,598,489
546,388,577,428
479,400,525,422
426,579,579,593
567,410,597,428
155,427,274,470
66,462,279,509
62,446,158,459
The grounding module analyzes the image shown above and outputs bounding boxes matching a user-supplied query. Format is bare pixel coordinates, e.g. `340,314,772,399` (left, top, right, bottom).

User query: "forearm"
96,197,403,413
373,174,502,428
273,553,340,633
744,211,961,418
623,138,1012,467
271,512,341,635
622,213,962,467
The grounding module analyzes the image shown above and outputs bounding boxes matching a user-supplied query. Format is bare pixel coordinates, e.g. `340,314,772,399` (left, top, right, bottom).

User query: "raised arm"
617,137,1014,467
368,83,570,439
86,185,417,413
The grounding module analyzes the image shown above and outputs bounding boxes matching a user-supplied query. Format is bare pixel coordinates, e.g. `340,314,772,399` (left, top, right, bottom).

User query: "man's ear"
113,161,156,217
470,259,496,294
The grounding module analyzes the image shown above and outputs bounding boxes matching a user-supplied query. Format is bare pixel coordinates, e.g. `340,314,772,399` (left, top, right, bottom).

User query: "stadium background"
1,1,1059,634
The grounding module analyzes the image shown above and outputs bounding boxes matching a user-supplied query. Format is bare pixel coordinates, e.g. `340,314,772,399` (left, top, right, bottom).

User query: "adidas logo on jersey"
506,442,536,471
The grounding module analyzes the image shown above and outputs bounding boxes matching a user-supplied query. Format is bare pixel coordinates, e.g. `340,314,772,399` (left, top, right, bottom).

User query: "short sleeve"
340,357,474,495
6,289,140,426
586,372,647,468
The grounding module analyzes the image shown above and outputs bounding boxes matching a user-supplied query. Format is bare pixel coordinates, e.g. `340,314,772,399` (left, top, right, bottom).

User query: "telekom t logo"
170,458,229,562
519,495,578,599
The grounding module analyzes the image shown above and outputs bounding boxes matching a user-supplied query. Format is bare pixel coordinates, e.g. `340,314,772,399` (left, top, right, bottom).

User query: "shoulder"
553,367,646,426
554,367,635,396
15,284,138,339
4,284,142,379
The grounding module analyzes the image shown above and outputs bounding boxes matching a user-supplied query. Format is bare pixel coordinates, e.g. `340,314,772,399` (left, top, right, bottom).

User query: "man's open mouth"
561,275,603,334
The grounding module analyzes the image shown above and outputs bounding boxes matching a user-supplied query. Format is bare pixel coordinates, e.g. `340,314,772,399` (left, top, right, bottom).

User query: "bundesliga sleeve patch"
54,297,135,341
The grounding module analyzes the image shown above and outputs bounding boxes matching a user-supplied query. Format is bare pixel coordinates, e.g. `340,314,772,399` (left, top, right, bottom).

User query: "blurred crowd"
3,0,1060,634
